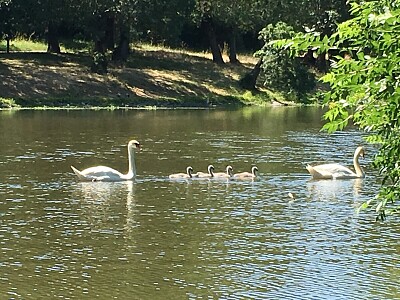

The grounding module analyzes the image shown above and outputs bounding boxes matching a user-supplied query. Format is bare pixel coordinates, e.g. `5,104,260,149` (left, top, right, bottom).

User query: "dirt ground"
0,49,265,108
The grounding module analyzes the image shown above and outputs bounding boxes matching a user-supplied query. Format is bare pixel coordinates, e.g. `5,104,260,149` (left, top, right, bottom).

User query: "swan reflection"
307,178,364,202
72,180,136,234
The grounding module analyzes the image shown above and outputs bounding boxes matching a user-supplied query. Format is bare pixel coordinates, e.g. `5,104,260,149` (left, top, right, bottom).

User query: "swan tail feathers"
71,166,86,180
306,164,323,179
306,164,314,174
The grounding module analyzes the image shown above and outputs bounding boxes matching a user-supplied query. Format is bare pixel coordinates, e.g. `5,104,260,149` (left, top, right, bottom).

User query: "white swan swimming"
233,166,258,179
213,165,233,178
169,166,194,179
71,139,141,182
193,164,215,178
306,146,365,179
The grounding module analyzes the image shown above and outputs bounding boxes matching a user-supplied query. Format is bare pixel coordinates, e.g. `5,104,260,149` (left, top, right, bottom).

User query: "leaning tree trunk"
204,18,224,64
46,22,61,54
239,58,262,90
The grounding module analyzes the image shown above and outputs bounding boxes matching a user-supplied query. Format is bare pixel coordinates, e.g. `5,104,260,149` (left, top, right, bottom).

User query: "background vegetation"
1,0,350,101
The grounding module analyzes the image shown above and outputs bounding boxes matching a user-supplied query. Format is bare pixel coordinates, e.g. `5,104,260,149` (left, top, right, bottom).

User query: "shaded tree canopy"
1,0,350,60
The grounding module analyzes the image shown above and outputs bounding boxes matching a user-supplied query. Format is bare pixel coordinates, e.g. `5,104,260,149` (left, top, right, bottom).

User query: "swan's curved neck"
209,166,214,176
127,145,136,177
353,150,364,177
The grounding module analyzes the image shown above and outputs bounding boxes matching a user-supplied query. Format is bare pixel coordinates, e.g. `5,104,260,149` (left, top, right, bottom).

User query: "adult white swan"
306,146,365,179
71,139,141,182
233,166,258,179
193,165,215,178
169,166,194,179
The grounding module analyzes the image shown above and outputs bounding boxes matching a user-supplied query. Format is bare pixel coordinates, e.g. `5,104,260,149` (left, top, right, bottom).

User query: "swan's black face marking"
129,140,141,150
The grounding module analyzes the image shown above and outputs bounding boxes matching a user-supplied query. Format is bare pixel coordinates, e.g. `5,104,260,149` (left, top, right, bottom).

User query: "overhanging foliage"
272,0,400,219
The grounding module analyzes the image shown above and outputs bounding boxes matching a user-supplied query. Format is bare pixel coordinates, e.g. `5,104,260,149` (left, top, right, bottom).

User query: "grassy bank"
0,40,283,109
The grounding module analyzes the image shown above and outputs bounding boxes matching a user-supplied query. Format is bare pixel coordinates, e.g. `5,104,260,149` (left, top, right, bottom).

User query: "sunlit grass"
0,38,81,53
0,38,47,52
133,42,258,65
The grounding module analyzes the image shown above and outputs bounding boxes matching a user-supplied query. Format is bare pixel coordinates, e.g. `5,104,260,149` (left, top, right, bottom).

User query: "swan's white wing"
307,163,355,179
315,163,352,173
72,165,127,181
80,166,124,177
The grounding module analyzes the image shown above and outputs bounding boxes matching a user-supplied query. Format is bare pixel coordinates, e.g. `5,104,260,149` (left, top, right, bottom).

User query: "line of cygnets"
168,165,259,180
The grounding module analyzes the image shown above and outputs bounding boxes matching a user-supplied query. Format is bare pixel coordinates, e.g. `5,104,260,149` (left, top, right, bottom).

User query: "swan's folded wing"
307,163,353,178
80,166,124,177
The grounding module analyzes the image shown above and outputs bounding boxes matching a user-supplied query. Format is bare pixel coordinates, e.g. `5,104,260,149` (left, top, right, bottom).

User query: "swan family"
70,139,365,182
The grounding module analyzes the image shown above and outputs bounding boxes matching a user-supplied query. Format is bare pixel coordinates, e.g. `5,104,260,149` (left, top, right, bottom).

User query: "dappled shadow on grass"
127,49,213,71
0,49,257,108
123,48,254,98
0,52,91,66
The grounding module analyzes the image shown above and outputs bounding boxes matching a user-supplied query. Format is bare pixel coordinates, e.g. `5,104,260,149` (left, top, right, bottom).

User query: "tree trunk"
104,14,115,50
92,37,108,74
46,22,61,54
239,58,263,90
204,18,224,64
6,37,10,53
112,28,130,62
228,31,240,64
94,39,106,53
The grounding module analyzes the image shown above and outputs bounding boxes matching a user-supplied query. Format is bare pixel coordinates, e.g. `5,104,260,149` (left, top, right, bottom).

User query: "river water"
0,107,399,299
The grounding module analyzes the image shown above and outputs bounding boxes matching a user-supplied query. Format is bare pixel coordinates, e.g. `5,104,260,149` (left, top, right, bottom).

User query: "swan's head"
208,165,215,172
356,146,365,158
128,140,141,151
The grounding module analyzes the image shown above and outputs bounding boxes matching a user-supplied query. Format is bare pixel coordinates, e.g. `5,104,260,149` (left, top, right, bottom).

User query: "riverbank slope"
0,45,276,109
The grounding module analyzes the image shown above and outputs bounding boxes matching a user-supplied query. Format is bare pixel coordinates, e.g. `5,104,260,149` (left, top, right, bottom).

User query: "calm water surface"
0,107,399,299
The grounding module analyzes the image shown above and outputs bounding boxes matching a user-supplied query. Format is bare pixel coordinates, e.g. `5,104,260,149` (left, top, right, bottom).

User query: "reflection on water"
307,178,364,201
0,107,399,300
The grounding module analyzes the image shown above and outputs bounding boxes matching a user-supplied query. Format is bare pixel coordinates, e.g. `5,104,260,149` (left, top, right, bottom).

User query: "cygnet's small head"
128,140,141,151
252,166,259,175
186,166,194,177
226,165,233,175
